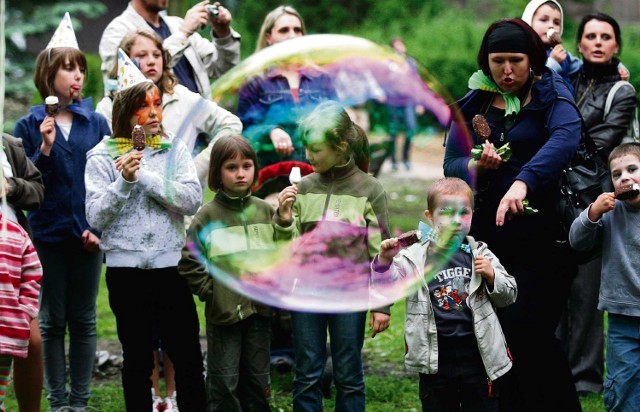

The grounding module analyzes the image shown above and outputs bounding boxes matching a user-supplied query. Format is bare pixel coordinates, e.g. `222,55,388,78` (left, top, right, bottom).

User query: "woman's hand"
270,128,294,156
277,185,298,224
40,116,56,156
120,151,143,182
82,230,101,253
472,142,502,174
496,180,528,226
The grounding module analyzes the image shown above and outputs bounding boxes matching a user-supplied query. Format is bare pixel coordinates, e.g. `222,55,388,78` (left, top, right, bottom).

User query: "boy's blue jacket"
14,98,111,242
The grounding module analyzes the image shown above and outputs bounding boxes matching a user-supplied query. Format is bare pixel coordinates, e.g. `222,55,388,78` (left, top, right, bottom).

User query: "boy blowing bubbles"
373,177,516,411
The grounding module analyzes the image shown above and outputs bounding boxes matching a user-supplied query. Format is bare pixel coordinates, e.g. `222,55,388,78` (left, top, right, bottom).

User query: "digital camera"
206,4,219,18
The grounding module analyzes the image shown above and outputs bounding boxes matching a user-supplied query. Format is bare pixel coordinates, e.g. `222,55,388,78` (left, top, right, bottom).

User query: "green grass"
3,174,607,411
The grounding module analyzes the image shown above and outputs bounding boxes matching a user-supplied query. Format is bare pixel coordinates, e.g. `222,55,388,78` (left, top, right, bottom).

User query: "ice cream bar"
45,96,59,117
472,114,491,140
132,125,146,150
615,183,640,200
547,28,562,47
397,230,422,248
289,166,302,187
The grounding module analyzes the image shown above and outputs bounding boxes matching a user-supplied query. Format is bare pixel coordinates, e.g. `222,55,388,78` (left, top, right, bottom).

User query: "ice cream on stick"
132,125,146,150
546,28,562,47
472,114,491,140
45,96,59,117
397,229,422,248
615,183,640,200
289,166,302,188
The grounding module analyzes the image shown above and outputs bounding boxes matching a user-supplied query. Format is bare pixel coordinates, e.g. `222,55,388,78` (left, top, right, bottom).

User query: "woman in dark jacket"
558,12,638,398
444,18,583,411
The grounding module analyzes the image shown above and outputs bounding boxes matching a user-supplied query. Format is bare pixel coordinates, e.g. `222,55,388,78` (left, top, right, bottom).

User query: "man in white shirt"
99,0,240,99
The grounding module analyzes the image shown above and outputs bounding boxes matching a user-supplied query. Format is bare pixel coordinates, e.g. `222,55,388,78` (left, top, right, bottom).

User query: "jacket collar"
580,58,621,81
318,157,358,183
214,189,252,211
29,97,94,122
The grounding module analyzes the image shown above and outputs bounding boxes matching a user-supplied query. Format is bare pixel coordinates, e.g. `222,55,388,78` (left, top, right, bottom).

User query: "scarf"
468,70,521,116
105,134,172,159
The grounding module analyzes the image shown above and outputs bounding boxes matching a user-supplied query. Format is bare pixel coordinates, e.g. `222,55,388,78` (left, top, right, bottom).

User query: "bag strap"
604,80,640,142
552,95,600,156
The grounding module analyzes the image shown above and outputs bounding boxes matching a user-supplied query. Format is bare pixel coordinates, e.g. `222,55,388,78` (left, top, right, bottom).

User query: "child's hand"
378,238,400,266
588,192,615,222
550,44,567,64
121,151,143,182
39,116,56,156
474,255,495,286
369,312,390,338
619,67,630,82
82,229,101,253
277,185,298,223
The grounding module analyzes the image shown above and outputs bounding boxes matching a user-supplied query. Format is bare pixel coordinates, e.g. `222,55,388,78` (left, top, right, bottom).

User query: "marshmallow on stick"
289,166,302,187
546,28,562,47
45,96,59,117
132,125,146,150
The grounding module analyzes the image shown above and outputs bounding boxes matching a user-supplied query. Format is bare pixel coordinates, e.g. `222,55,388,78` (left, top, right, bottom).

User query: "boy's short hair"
608,143,640,169
427,177,474,215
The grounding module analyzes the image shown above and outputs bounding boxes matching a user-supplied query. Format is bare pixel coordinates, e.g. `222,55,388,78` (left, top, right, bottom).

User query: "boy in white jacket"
372,177,517,412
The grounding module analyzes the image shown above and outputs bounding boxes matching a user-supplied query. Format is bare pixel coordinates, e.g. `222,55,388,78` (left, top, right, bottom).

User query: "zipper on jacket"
240,197,250,249
321,176,335,221
499,132,504,143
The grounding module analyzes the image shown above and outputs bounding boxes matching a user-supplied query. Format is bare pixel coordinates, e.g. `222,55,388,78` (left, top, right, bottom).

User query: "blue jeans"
291,311,366,412
36,240,103,409
604,313,640,411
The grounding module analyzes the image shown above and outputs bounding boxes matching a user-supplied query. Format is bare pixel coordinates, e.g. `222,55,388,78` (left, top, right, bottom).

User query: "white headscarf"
521,0,564,36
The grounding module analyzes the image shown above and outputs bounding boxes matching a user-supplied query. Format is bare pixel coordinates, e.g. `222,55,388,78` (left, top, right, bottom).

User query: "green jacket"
274,158,391,314
178,190,275,325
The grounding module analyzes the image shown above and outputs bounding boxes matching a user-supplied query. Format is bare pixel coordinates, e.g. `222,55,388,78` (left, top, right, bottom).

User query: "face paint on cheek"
134,90,162,126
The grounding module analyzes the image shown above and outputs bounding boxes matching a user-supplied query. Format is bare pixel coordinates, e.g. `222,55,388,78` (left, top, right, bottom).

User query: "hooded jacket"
372,236,516,381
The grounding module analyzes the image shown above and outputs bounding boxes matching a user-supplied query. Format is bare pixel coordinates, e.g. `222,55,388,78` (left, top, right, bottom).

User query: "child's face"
220,155,255,197
531,4,562,45
610,154,640,206
129,36,163,85
130,87,163,135
54,58,84,101
425,194,473,237
305,141,345,174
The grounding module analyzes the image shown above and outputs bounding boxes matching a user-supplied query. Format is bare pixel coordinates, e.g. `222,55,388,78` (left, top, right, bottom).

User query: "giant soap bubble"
180,34,472,312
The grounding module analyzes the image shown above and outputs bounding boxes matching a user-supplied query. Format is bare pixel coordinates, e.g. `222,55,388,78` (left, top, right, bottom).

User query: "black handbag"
556,100,612,261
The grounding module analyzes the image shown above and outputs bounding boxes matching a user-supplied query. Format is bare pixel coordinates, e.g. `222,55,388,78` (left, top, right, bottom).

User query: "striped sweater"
0,215,42,358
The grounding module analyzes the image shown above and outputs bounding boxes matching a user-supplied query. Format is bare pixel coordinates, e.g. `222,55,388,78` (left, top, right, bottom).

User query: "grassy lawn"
3,151,606,411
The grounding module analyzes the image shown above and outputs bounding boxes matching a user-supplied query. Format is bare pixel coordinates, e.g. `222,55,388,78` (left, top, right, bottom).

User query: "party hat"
116,48,152,92
46,12,79,50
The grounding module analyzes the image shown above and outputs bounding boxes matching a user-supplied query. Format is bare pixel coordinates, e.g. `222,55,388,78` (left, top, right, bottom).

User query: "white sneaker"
164,392,179,412
152,388,165,412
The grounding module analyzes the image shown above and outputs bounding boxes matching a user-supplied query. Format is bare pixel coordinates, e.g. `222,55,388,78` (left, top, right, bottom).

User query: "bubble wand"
0,0,9,238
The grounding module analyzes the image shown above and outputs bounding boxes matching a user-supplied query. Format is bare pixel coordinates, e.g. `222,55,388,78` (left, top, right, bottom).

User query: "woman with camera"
443,18,583,411
558,11,638,398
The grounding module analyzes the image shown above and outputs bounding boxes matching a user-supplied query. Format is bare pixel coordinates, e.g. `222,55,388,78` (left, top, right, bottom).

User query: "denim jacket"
237,67,336,167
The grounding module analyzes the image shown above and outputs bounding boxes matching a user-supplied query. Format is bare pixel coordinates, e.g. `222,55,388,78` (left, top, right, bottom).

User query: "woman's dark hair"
477,18,547,77
110,29,178,95
112,81,164,138
208,135,259,191
298,100,370,173
576,12,622,54
33,47,87,100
